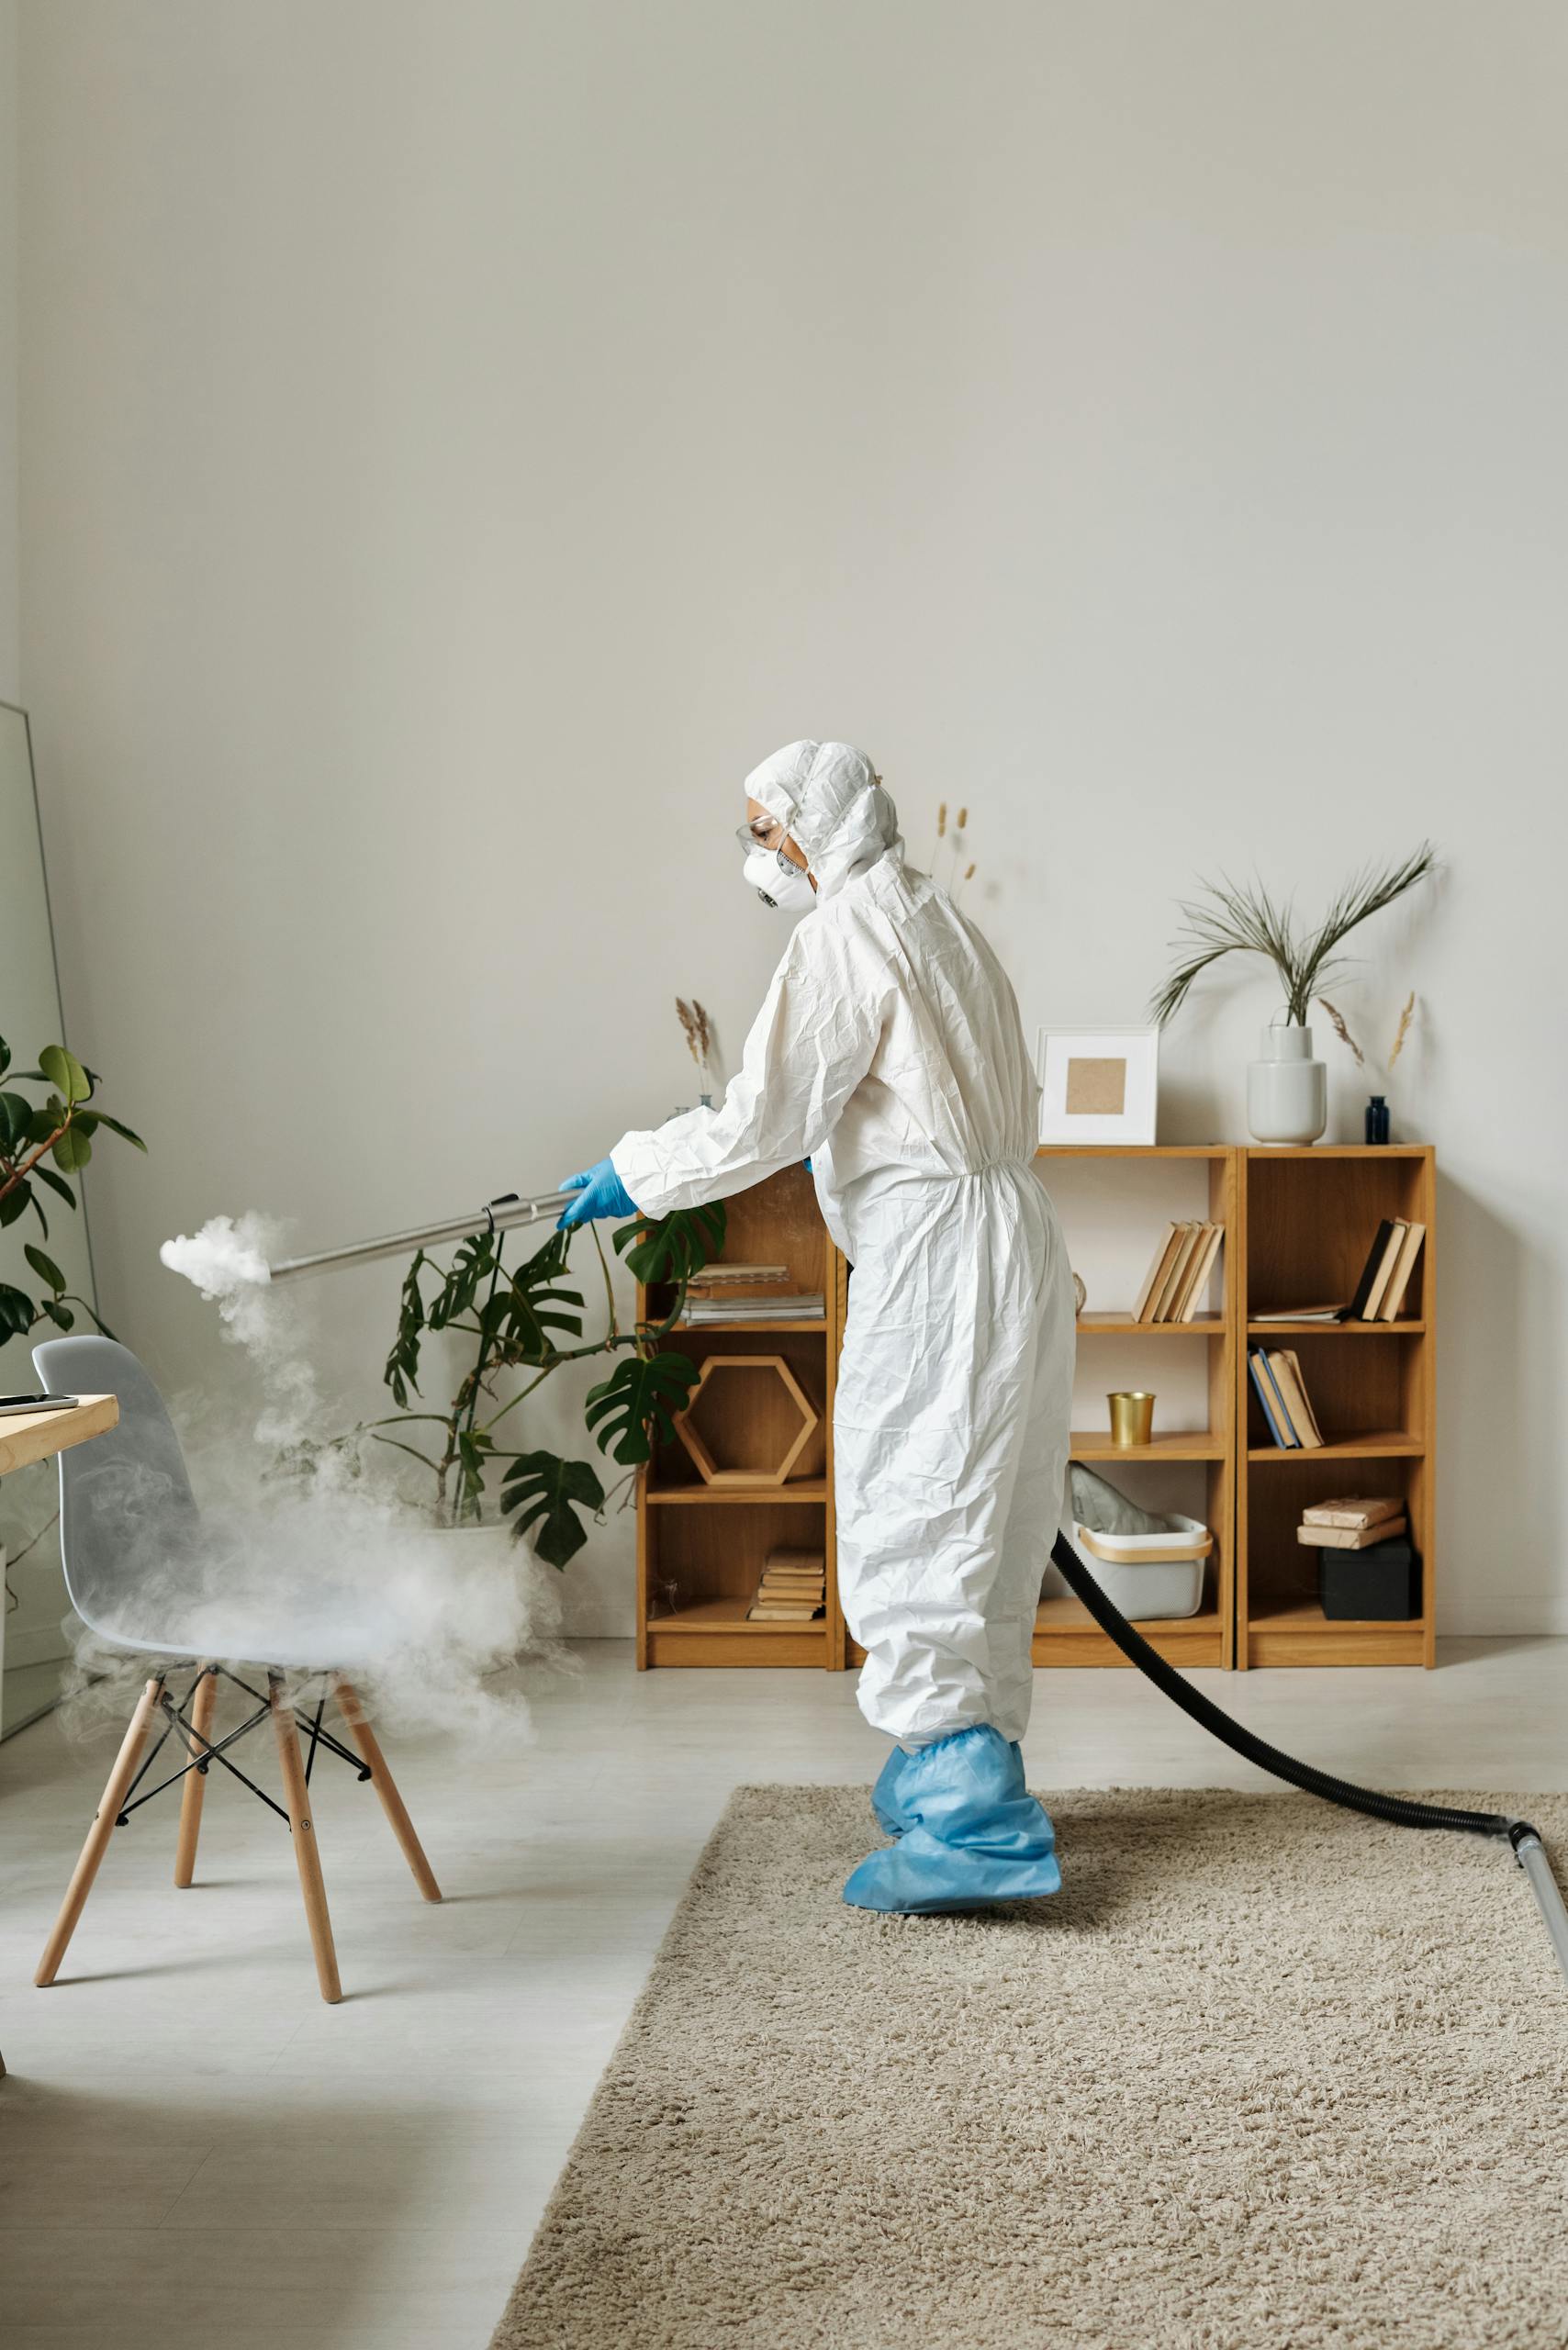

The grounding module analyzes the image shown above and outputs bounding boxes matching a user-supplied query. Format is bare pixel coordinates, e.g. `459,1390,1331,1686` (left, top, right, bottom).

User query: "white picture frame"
1036,1025,1159,1147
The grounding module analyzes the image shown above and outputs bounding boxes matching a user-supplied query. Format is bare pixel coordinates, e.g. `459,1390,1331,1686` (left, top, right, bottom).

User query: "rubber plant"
0,1035,145,1342
364,1201,726,1568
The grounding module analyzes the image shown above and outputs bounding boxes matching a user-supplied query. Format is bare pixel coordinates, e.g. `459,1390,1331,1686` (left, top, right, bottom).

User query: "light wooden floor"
3,1639,1565,2348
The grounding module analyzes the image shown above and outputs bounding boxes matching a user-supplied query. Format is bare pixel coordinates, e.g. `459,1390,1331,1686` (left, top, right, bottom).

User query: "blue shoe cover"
870,1745,916,1836
845,1727,1060,1913
870,1736,1025,1839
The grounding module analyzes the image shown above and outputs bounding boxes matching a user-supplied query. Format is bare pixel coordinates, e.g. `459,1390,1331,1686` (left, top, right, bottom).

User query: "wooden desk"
0,1391,119,2077
0,1393,118,1479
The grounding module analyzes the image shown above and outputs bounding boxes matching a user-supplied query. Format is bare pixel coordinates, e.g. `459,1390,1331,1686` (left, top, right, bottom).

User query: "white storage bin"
1058,1513,1212,1621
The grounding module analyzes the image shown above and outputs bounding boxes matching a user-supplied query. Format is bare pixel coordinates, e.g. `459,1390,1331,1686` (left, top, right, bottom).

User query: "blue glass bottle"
1365,1094,1391,1145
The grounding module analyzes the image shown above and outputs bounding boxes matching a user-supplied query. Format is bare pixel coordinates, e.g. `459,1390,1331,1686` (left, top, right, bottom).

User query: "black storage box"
1317,1537,1418,1621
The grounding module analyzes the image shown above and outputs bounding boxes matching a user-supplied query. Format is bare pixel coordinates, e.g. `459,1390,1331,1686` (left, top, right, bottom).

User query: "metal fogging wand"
267,1189,577,1282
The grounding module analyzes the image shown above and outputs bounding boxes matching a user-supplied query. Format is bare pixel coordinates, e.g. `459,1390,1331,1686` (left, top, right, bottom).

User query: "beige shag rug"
491,1786,1568,2350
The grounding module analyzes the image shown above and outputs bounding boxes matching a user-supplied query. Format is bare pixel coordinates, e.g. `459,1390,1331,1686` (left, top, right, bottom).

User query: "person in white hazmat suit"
559,741,1075,1912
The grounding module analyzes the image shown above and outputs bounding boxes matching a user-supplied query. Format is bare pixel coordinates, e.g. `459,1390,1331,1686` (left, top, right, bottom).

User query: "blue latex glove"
557,1158,639,1229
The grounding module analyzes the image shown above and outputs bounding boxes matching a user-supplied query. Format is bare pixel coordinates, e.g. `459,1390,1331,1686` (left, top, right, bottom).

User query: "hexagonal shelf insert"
672,1353,822,1486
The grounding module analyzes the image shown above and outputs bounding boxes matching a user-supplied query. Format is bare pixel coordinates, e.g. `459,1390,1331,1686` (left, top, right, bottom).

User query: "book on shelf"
1248,1347,1298,1448
1130,1221,1225,1322
683,1292,824,1325
1149,1224,1204,1320
1268,1348,1324,1448
1297,1516,1408,1550
1361,1222,1407,1318
1339,1219,1425,1321
1302,1494,1404,1530
1251,1304,1345,1323
1376,1222,1425,1320
684,1263,790,1289
1173,1224,1225,1320
747,1546,826,1622
1341,1218,1397,1319
1248,1346,1324,1448
1132,1223,1185,1320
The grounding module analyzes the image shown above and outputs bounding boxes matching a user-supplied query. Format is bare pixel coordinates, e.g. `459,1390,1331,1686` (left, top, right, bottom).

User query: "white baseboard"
558,1606,637,1639
1439,1601,1568,1639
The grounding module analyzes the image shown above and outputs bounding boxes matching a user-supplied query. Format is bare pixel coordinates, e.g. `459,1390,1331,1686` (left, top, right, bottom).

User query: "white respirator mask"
743,847,817,912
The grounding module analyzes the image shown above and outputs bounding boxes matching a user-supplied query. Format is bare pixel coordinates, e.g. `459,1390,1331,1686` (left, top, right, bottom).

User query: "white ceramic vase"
1247,1019,1327,1144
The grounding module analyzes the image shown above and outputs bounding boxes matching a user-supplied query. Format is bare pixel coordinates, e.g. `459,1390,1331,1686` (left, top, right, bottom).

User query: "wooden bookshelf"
1237,1146,1435,1669
1029,1145,1237,1670
634,1145,1434,1676
635,1164,844,1668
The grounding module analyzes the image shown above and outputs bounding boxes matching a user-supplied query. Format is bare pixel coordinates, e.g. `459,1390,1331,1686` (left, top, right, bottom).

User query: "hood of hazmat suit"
744,739,902,903
610,742,1075,1788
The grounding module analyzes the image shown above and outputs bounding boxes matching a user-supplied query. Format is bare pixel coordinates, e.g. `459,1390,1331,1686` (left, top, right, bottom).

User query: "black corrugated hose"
1047,1532,1538,1850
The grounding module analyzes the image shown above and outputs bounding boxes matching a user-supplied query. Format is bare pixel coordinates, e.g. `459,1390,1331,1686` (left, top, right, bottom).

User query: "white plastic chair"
30,1334,441,2003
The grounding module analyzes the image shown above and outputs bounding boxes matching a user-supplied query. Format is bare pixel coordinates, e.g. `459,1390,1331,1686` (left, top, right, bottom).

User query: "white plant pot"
1247,1021,1327,1145
442,1520,522,1571
439,1518,562,1647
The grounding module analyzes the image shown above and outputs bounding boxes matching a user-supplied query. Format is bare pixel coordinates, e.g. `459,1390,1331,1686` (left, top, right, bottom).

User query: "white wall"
0,0,17,702
16,0,1568,1635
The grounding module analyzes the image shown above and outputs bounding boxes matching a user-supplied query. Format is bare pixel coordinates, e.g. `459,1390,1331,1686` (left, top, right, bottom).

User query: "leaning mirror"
0,702,97,1738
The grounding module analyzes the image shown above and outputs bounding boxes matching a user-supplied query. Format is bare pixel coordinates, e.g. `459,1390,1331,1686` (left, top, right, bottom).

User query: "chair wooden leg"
174,1666,218,1888
269,1675,342,2005
334,1677,442,1903
37,1675,166,1987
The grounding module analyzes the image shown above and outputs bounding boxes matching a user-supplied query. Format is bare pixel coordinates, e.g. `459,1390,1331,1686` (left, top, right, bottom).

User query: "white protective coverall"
610,743,1075,1749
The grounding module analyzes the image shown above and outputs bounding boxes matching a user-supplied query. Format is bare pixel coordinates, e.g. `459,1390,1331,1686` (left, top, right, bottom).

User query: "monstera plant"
0,1034,145,1341
362,1201,726,1568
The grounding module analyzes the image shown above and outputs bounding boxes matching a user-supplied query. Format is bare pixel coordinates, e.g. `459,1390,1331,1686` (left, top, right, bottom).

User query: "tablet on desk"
0,1393,80,1416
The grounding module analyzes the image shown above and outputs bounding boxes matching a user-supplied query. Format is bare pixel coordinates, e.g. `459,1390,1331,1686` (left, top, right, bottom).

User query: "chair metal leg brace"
115,1673,372,1827
219,1667,370,1780
119,1693,284,1825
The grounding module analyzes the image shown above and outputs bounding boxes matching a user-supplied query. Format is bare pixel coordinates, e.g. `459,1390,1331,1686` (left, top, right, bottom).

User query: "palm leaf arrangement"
1149,845,1436,1031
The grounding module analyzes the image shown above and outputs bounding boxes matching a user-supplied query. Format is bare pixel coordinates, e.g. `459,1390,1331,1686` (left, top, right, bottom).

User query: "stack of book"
685,1263,790,1290
1248,1346,1325,1448
1338,1219,1426,1321
1131,1222,1226,1323
683,1292,824,1326
1296,1495,1417,1620
1295,1494,1407,1549
746,1547,826,1621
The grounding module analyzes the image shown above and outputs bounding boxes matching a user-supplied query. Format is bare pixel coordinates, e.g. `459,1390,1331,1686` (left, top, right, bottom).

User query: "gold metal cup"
1107,1390,1155,1447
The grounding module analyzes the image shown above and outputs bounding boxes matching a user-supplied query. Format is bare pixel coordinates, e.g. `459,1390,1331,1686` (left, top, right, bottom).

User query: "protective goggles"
735,818,801,873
